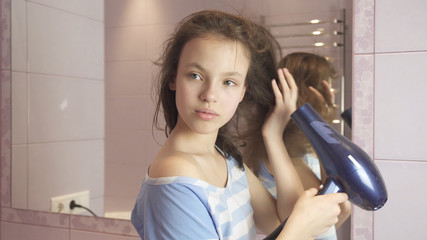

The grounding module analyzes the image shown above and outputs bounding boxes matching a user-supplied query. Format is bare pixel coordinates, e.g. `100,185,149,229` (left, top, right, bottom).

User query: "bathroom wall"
352,0,427,239
10,0,105,214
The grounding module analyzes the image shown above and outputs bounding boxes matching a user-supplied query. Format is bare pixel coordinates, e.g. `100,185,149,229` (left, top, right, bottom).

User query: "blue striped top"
131,155,256,240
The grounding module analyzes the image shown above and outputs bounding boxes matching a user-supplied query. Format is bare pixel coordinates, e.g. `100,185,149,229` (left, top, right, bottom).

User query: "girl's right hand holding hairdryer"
278,188,348,240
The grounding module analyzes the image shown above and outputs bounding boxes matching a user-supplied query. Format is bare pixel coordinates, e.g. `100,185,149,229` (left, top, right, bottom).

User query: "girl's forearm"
263,133,304,220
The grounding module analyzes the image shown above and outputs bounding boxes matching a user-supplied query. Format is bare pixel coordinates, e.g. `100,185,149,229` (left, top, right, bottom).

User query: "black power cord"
69,200,98,217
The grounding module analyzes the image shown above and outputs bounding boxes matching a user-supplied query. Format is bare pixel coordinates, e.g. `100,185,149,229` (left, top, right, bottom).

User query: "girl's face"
170,36,249,135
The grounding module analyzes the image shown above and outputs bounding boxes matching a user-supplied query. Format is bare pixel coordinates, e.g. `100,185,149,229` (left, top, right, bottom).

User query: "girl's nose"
200,84,217,103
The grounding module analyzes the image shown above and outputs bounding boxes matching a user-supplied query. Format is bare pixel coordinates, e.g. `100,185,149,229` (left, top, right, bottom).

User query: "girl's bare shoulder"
148,150,203,179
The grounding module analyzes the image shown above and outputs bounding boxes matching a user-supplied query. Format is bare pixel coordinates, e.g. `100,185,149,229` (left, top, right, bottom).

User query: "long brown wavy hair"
244,52,338,173
152,10,281,168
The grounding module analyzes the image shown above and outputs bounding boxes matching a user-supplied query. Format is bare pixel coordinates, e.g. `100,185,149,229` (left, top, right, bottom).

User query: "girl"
131,11,347,240
245,52,352,239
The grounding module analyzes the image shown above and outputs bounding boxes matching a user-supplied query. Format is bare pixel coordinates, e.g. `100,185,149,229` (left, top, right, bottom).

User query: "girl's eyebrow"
185,63,244,78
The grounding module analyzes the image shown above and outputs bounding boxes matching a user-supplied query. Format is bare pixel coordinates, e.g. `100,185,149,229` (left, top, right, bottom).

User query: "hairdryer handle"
262,219,287,240
318,177,341,195
263,178,341,240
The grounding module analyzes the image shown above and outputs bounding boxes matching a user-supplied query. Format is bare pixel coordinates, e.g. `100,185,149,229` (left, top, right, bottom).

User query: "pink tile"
105,128,162,164
145,24,176,61
105,161,147,200
1,207,69,227
1,221,69,240
374,161,427,239
105,26,148,61
353,0,374,53
105,96,154,130
352,209,373,240
353,54,374,157
105,0,148,27
104,196,135,217
352,54,374,239
11,0,27,72
11,145,28,209
375,52,427,161
105,60,152,96
265,0,340,16
144,0,205,25
1,0,11,70
71,229,140,240
70,215,138,237
1,70,11,208
375,0,427,52
11,71,27,144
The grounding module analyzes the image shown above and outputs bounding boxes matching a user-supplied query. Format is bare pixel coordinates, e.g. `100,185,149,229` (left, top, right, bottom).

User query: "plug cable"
69,200,98,217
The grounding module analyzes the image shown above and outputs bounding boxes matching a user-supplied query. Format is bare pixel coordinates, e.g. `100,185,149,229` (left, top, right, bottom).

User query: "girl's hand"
308,80,335,107
262,68,298,137
281,188,348,239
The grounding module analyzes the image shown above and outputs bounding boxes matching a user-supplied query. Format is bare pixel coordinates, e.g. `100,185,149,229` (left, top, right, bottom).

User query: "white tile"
11,0,27,72
27,3,104,79
30,0,104,21
11,72,28,145
11,145,28,209
375,0,427,52
375,52,427,161
27,140,104,212
374,160,427,239
28,74,104,143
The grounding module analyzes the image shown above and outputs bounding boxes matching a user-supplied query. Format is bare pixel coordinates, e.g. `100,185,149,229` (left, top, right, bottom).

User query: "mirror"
8,0,352,226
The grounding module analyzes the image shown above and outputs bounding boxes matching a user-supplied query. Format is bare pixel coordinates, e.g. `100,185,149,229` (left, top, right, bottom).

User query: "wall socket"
50,190,90,215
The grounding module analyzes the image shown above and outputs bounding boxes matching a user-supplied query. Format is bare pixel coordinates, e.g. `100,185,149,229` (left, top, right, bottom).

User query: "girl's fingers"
309,86,326,103
276,68,289,94
282,68,297,91
271,79,283,104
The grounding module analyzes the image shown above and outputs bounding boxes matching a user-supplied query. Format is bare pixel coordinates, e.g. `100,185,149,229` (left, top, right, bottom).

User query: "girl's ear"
169,78,176,91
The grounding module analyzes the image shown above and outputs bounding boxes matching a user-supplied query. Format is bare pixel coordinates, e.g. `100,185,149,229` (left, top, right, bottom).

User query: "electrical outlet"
50,190,90,214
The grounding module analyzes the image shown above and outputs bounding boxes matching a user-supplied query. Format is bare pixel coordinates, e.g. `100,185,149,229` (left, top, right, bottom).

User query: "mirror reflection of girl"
131,11,348,240
244,52,352,239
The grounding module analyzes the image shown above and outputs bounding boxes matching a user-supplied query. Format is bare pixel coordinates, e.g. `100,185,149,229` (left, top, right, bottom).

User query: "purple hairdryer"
264,103,387,240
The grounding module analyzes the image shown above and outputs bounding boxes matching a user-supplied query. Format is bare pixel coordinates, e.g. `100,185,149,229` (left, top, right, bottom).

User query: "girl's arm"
247,168,348,239
261,68,303,220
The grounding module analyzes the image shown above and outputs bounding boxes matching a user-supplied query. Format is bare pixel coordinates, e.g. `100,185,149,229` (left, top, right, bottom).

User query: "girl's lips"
195,109,218,120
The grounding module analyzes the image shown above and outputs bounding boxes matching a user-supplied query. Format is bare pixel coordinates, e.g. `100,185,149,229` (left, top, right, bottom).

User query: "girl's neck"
167,121,219,155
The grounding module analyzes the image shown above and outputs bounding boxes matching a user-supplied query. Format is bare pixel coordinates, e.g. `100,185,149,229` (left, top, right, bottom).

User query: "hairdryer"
264,103,387,240
340,107,352,128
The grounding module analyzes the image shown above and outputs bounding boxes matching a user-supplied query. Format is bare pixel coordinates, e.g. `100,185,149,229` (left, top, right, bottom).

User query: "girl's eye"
189,73,201,80
224,80,237,86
